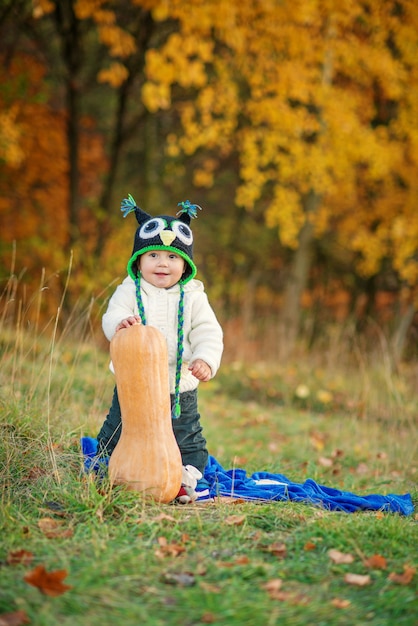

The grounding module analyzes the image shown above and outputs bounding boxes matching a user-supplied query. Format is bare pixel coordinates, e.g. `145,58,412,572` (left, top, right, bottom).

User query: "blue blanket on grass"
81,437,414,516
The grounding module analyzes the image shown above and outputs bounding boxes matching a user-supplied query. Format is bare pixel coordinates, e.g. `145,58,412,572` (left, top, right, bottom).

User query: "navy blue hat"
121,195,201,284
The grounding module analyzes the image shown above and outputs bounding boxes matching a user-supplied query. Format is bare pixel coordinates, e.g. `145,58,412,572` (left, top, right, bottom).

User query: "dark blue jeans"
97,386,208,474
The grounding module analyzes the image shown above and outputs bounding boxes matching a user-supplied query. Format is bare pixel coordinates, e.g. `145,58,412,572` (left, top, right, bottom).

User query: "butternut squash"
108,323,182,503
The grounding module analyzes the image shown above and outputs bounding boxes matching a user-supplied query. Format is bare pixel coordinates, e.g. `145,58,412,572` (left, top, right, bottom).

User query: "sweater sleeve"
102,277,137,341
188,292,223,378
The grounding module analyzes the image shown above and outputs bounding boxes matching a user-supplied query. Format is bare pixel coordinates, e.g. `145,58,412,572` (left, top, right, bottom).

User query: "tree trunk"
143,114,167,209
279,192,319,356
66,78,80,248
391,301,416,366
94,82,130,257
54,0,82,250
277,17,334,357
95,10,155,257
238,269,262,359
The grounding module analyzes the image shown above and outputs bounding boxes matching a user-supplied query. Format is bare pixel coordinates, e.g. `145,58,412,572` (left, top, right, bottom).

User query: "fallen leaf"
364,554,387,570
318,456,333,467
26,467,47,480
200,612,217,624
232,456,247,466
216,555,250,568
216,561,236,568
217,496,245,504
328,549,355,565
263,542,287,559
24,564,72,596
309,431,325,450
0,610,30,626
388,565,416,585
235,555,250,565
37,518,73,539
262,578,283,595
331,598,351,609
344,573,371,586
263,583,310,605
224,515,246,526
154,536,186,558
250,530,263,542
304,542,316,551
390,470,402,478
7,550,34,566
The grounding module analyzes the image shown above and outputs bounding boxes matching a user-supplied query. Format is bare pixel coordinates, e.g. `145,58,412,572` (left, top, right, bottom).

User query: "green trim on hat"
127,245,197,284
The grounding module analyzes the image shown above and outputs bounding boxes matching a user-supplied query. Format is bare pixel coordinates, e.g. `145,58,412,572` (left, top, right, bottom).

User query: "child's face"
138,250,186,289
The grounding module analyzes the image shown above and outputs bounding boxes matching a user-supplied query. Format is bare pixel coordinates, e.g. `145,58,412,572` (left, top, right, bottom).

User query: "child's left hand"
189,359,212,382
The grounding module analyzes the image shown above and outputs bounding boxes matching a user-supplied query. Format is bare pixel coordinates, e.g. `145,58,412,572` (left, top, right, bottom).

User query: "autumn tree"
0,0,159,297
1,0,417,356
140,0,418,354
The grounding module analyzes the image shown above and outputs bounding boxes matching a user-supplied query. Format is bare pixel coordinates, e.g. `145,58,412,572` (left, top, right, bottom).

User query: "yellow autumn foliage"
138,0,417,285
97,62,129,88
141,82,171,112
74,0,105,20
32,0,54,18
98,25,136,58
66,0,416,287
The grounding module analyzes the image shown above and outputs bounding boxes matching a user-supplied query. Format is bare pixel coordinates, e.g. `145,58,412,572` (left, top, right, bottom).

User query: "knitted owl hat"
121,194,202,418
121,194,200,284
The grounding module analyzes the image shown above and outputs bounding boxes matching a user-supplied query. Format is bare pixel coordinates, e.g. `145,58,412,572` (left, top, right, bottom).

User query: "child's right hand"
115,316,142,332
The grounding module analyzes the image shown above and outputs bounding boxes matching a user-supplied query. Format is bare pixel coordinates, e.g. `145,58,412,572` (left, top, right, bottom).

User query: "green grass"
0,319,417,626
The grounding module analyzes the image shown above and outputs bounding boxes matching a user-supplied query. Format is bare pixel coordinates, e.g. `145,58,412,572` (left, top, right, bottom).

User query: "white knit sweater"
102,276,223,394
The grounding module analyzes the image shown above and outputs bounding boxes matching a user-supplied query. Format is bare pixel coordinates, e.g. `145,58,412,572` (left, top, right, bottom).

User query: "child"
97,194,223,501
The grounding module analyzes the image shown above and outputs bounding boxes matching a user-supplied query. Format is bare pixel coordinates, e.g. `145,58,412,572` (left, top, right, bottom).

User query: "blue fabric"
80,437,414,515
82,436,108,471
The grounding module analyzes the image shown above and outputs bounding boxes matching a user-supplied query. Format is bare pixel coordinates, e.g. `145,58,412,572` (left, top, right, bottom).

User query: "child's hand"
189,359,212,382
115,316,142,332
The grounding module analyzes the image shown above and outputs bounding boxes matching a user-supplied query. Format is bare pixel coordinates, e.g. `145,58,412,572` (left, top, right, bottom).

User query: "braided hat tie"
135,275,184,419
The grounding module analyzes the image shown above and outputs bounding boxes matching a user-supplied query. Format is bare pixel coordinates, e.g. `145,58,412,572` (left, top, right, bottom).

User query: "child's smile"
139,250,186,289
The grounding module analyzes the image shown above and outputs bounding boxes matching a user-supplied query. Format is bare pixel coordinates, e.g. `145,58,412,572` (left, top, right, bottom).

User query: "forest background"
1,0,418,365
